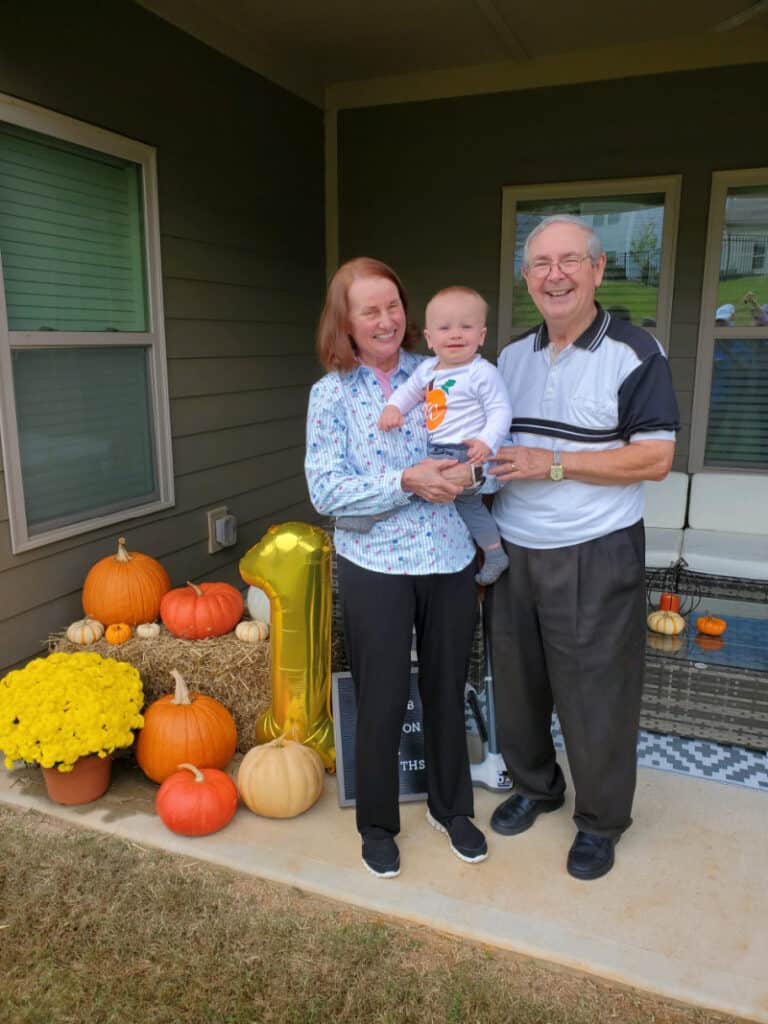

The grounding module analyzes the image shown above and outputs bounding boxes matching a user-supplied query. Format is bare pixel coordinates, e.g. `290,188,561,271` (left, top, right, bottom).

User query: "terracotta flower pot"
41,754,112,805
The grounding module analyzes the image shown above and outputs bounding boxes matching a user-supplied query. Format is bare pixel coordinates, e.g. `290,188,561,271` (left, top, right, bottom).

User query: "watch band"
549,450,564,482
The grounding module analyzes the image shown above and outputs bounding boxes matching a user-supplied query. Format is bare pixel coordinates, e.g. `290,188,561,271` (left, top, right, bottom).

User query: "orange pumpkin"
105,622,132,645
82,537,171,626
156,763,239,836
136,669,238,783
696,615,727,637
160,581,244,640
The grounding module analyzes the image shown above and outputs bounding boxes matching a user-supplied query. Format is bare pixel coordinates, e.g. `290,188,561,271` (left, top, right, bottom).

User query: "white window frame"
0,93,174,553
497,175,681,354
689,167,768,474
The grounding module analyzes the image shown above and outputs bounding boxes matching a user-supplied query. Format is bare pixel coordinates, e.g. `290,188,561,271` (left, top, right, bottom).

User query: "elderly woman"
305,257,487,878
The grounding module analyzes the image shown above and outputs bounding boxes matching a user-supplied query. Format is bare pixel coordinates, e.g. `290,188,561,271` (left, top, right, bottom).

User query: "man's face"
523,223,606,329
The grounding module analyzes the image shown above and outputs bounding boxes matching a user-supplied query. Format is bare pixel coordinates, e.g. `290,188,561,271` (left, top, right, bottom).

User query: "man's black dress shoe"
490,793,565,836
567,831,616,880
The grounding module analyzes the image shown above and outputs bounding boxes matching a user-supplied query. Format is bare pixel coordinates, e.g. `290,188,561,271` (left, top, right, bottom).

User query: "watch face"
550,464,564,481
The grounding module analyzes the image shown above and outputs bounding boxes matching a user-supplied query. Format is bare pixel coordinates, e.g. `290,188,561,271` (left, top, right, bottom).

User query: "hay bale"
49,627,271,754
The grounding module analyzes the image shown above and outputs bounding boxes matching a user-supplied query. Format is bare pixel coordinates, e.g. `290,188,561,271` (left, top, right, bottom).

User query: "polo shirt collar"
533,303,611,353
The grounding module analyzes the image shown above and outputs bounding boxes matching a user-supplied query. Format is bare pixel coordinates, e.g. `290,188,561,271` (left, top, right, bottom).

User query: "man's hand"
379,405,403,431
488,440,676,485
463,438,491,465
401,459,465,503
488,445,551,482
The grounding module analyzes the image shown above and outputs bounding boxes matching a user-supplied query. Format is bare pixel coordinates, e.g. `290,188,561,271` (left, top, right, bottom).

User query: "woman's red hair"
316,257,420,372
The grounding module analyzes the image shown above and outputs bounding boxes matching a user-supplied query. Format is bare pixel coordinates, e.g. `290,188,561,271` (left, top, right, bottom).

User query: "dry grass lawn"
0,806,744,1024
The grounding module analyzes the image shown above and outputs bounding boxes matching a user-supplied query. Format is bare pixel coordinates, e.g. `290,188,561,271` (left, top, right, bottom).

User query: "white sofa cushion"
687,473,768,534
645,528,684,569
643,472,689,529
681,529,768,580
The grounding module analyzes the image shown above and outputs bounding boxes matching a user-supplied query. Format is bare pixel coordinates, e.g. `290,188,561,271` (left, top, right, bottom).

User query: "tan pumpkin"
235,619,269,643
82,537,171,625
136,622,161,639
105,622,132,645
237,738,324,818
136,669,238,784
66,617,105,645
647,609,686,636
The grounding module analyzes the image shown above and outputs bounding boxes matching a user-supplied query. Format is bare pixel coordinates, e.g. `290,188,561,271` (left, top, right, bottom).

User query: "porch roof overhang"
136,0,768,109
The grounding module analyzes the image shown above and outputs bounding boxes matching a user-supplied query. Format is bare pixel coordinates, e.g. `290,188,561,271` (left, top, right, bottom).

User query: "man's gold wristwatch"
549,450,564,482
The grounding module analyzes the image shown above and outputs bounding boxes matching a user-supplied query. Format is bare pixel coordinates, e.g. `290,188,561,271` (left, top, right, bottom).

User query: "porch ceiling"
137,0,768,106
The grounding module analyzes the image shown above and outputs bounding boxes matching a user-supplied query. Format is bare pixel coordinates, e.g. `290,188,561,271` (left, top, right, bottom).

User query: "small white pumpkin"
66,617,105,645
647,610,685,636
246,586,271,625
136,622,161,639
235,619,269,643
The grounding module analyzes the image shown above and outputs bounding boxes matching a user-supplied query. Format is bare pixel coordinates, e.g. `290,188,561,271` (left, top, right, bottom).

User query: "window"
497,176,681,351
0,94,173,552
690,170,768,472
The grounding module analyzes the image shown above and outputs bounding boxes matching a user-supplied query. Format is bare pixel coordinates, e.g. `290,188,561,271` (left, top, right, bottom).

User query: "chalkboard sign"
332,670,427,807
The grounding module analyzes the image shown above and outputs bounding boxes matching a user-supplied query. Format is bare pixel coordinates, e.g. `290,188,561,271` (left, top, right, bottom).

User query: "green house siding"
0,1,324,671
337,61,768,475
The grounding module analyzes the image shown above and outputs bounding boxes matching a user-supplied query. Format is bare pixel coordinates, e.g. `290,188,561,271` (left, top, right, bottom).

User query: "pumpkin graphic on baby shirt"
425,378,455,431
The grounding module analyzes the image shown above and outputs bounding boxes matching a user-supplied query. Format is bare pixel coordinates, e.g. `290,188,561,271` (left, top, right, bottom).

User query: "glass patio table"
642,596,768,751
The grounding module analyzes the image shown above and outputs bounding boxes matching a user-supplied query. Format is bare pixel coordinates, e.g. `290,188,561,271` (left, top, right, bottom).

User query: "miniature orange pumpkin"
105,622,132,645
696,615,727,637
135,669,238,784
156,763,239,836
82,537,171,626
160,582,244,640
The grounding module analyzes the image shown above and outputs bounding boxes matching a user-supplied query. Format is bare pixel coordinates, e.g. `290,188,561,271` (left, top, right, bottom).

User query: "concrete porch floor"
2,754,767,1023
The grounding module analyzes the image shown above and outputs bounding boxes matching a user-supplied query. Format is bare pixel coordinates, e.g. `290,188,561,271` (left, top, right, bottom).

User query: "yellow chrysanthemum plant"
0,652,144,773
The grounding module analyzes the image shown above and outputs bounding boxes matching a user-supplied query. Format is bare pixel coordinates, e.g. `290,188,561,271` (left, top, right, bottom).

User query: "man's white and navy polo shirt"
492,305,680,550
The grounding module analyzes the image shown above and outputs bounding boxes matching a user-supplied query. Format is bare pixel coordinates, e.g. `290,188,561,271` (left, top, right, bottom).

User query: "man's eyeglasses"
525,255,593,278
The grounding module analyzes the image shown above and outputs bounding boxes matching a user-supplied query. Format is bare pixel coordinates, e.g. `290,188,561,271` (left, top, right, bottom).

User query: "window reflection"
716,186,768,327
512,193,666,330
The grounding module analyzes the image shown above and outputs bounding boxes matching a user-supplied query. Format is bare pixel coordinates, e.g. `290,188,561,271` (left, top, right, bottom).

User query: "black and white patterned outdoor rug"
551,718,767,792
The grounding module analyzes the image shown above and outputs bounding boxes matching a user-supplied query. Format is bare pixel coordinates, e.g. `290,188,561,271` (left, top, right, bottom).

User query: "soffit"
136,0,768,107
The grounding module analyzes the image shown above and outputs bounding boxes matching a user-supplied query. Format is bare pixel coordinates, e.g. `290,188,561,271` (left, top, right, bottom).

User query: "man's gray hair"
523,214,604,267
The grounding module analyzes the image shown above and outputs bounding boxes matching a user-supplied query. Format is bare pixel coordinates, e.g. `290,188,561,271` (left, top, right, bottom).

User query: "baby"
379,286,512,585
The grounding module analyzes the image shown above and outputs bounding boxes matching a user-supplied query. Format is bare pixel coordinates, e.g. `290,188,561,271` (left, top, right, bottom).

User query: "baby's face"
423,293,487,368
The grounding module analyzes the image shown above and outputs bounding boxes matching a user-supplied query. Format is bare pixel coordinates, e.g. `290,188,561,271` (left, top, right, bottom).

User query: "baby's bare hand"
379,405,403,431
463,438,491,465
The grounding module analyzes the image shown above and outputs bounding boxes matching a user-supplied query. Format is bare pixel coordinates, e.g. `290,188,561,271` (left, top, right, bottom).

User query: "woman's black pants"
337,556,477,839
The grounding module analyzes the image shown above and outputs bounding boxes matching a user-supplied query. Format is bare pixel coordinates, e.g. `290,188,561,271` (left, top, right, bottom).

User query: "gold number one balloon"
239,522,335,772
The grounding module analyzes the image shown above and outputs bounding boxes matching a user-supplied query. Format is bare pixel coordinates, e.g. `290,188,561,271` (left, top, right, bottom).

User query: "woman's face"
346,275,406,371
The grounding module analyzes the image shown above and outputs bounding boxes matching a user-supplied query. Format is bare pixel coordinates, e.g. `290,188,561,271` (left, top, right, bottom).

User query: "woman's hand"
401,459,466,503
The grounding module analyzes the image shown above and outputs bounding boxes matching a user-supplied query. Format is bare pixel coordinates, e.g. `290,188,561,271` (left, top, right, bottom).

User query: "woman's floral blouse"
305,350,475,575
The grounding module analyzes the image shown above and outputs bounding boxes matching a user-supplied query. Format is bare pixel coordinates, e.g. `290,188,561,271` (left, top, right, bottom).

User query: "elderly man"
487,214,679,880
